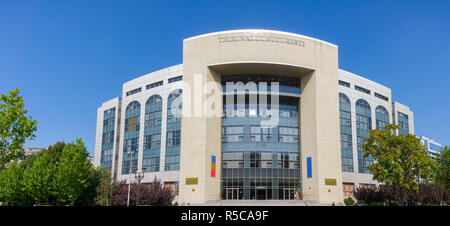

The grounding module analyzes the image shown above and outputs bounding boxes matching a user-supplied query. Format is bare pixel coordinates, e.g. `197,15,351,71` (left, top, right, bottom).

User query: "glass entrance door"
256,189,266,200
226,188,240,200
283,188,295,200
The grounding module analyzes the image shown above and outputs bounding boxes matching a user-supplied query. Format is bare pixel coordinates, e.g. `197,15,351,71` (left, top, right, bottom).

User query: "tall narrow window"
143,95,162,172
356,99,372,174
165,89,182,171
339,93,353,172
101,107,116,173
375,106,389,130
398,112,409,135
122,101,140,174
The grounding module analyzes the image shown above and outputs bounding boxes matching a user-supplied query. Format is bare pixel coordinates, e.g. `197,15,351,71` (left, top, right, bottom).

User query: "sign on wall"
186,177,198,185
325,178,337,186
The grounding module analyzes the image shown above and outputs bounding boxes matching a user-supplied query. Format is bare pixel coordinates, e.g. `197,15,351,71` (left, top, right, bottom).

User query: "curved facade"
94,29,415,204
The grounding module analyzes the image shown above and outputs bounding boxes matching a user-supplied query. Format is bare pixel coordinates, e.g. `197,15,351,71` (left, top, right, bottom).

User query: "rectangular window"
146,81,163,90
126,87,142,96
355,85,371,95
398,112,409,135
429,143,442,152
375,93,389,102
278,126,298,144
169,76,182,83
339,80,350,88
343,183,355,197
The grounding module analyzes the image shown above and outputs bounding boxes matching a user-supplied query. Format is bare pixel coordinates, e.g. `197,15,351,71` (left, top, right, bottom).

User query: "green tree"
437,146,450,192
0,89,38,170
38,141,68,162
0,161,32,205
1,139,106,206
362,124,438,205
23,152,58,205
18,142,69,171
94,168,113,206
55,138,95,205
20,153,38,169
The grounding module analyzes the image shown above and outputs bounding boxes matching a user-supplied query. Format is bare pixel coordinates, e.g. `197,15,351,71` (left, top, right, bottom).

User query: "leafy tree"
362,124,438,205
1,139,106,206
0,161,32,205
55,138,95,206
75,166,103,206
18,142,68,170
94,168,113,206
23,152,58,205
0,89,38,170
38,141,68,163
437,146,450,192
20,153,38,169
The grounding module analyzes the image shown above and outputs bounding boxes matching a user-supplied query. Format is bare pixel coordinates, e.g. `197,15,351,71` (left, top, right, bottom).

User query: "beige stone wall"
179,30,342,204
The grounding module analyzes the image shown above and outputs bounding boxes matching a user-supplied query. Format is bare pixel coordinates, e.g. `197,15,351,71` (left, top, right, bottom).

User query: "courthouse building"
94,30,414,204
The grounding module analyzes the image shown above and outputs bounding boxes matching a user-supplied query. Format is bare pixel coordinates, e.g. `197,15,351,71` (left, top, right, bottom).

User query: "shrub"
140,177,175,206
354,186,384,205
417,184,449,206
112,177,175,206
354,184,450,206
344,197,355,206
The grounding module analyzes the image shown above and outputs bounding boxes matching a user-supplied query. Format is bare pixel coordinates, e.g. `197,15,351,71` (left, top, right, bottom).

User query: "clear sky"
1,0,449,155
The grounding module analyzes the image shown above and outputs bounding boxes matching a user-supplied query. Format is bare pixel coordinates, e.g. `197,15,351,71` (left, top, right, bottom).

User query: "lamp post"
126,151,135,207
135,166,146,206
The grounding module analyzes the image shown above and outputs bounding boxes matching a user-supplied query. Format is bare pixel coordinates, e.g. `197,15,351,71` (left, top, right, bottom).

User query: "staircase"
195,200,323,206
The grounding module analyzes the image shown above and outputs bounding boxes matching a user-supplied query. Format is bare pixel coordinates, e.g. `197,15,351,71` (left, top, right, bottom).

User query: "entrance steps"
194,200,325,206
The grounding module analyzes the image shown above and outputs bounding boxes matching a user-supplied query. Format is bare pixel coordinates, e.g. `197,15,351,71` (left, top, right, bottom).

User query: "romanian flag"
211,155,216,177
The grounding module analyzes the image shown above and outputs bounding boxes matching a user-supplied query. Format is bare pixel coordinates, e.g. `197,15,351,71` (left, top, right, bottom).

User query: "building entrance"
226,188,243,200
256,188,266,200
282,188,295,200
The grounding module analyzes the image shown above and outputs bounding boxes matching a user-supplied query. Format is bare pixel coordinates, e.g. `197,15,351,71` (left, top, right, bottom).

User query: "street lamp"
135,166,146,206
126,151,136,207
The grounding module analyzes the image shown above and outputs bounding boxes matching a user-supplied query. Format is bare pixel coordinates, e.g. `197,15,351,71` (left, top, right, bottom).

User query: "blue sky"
1,0,449,155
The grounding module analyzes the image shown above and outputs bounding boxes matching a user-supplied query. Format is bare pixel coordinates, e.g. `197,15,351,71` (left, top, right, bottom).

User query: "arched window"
122,101,140,174
143,95,162,172
355,99,372,174
375,106,389,130
339,93,353,172
165,89,182,171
